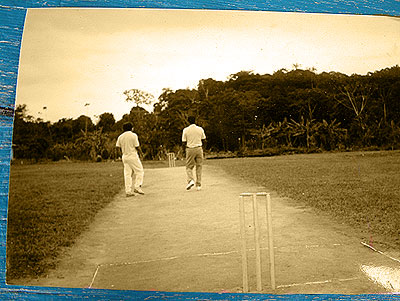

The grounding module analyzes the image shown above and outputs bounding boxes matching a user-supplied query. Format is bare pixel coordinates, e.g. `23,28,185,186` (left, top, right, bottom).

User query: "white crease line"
305,243,343,248
196,250,239,257
87,251,239,287
87,244,345,288
95,251,239,269
277,277,360,288
338,277,360,282
361,242,400,264
88,265,101,289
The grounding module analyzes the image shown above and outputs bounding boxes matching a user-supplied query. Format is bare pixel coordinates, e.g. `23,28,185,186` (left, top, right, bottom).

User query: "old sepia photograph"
7,8,400,294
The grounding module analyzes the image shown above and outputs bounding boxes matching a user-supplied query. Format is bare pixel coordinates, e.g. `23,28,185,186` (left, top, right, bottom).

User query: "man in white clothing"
182,116,206,191
116,122,145,197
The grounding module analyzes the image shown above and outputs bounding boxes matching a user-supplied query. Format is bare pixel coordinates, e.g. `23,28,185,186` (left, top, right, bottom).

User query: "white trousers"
122,153,144,193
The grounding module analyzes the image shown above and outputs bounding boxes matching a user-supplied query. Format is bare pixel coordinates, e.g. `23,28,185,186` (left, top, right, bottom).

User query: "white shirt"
116,131,139,155
182,124,206,148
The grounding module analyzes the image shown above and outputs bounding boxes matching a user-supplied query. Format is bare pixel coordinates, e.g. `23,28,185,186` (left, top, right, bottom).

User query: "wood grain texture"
0,1,399,299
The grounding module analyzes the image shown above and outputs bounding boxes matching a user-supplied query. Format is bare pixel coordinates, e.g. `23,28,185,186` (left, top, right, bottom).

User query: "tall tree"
72,115,94,137
333,74,374,144
97,112,115,132
123,89,155,107
370,66,400,124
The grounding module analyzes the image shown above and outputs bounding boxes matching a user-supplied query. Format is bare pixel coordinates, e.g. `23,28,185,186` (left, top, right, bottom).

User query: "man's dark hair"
123,122,133,132
188,116,196,124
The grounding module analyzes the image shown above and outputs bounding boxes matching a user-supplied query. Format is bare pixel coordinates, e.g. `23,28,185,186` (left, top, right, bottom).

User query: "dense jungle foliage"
12,66,400,161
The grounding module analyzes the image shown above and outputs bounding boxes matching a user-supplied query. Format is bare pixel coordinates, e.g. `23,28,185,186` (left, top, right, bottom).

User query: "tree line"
12,65,400,162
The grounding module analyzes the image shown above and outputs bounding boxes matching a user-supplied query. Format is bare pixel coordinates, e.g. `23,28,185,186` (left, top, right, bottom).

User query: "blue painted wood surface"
1,1,399,299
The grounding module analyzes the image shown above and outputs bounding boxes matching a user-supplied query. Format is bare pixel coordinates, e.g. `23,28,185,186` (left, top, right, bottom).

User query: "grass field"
6,159,183,281
6,151,400,282
207,150,400,248
6,161,125,280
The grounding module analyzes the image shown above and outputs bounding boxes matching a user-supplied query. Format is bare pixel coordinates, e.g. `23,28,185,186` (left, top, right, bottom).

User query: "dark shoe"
134,188,145,195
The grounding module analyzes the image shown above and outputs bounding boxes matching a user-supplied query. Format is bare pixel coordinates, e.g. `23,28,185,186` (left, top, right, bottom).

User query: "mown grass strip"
6,161,125,280
6,160,180,281
208,151,400,248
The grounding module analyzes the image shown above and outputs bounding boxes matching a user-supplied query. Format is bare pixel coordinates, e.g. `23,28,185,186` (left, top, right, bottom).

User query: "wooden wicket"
239,192,276,293
167,152,175,167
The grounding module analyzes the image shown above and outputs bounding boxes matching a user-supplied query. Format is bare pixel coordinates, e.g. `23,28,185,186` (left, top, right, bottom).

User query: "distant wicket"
239,192,276,293
167,152,175,167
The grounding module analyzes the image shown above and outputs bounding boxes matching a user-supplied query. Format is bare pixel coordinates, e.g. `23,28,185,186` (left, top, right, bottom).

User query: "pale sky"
16,8,400,123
